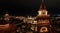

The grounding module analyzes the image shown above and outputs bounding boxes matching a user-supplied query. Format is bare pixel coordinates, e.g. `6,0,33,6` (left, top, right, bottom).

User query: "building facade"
37,0,51,33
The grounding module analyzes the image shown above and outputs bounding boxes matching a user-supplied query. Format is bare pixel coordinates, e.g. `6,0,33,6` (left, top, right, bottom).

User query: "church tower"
37,0,50,33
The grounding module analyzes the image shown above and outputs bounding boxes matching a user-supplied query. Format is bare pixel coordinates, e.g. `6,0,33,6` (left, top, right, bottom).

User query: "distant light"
5,14,9,17
16,16,19,18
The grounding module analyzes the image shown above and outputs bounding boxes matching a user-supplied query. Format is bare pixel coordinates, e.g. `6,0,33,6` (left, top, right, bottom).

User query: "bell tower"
37,0,50,33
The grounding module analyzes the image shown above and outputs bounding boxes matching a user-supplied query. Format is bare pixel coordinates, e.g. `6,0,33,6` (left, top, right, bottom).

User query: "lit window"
40,27,48,32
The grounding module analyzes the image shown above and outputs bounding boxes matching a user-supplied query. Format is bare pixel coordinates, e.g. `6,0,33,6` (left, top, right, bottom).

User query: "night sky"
0,0,60,16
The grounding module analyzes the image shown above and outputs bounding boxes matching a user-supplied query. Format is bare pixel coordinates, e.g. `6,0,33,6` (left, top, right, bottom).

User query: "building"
0,12,17,33
36,0,51,33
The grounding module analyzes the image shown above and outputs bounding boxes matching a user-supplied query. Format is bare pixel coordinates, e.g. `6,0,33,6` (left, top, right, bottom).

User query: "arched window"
40,27,48,32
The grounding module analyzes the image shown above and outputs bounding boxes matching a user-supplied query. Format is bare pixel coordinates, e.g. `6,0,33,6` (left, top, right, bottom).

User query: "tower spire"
39,0,46,10
38,0,48,16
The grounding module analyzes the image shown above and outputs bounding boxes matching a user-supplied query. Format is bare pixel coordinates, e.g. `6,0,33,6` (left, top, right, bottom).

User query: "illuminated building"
4,12,10,21
37,0,50,33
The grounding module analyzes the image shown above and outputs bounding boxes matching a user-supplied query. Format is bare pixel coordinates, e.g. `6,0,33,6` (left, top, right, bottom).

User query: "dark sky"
0,0,60,16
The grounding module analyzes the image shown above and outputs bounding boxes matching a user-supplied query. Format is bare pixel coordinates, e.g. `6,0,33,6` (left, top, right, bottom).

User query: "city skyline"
0,0,60,33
